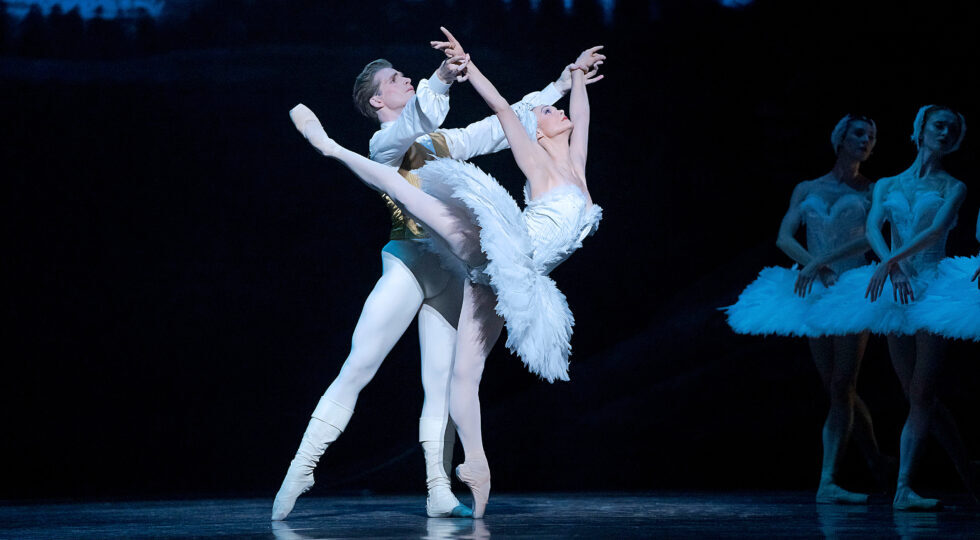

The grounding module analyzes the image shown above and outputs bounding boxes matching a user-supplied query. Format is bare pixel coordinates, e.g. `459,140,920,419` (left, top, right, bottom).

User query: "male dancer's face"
371,67,415,115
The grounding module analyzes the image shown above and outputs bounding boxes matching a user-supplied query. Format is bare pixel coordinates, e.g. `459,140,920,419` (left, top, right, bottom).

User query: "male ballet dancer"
272,31,597,520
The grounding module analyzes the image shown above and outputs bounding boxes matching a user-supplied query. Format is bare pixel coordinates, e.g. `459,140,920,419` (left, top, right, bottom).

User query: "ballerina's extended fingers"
430,26,466,58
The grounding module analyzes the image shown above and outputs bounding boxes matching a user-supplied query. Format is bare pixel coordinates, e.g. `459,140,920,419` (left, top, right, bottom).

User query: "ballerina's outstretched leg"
289,104,483,267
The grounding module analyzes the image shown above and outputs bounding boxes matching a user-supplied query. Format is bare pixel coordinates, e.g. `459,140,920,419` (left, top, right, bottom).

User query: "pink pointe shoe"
289,104,340,157
456,460,491,519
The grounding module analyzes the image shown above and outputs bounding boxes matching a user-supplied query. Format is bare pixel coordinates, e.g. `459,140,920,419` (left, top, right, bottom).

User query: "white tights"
295,112,507,471
327,145,505,467
320,245,459,423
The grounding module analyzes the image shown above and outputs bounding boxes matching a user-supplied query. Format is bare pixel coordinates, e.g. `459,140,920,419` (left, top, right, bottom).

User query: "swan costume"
725,184,872,337
812,185,979,340
416,107,602,382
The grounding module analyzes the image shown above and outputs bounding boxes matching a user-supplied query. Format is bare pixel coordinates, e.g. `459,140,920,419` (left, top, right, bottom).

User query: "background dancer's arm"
568,46,604,175
775,183,842,296
865,179,916,302
878,181,964,267
864,180,893,263
775,184,814,266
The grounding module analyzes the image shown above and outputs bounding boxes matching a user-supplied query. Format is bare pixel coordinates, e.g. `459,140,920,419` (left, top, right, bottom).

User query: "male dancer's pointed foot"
427,498,474,518
456,460,491,518
426,484,472,518
893,485,942,511
271,459,316,520
289,104,340,157
816,481,870,505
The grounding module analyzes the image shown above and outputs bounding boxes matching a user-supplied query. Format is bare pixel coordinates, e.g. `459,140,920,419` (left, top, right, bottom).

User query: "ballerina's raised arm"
436,27,604,195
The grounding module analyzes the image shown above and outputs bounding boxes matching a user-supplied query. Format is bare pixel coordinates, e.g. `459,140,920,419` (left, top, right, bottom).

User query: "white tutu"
805,263,927,336
914,255,980,341
416,158,602,382
723,266,830,337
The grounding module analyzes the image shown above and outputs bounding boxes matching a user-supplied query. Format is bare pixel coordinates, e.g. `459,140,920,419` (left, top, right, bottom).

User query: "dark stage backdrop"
3,0,979,501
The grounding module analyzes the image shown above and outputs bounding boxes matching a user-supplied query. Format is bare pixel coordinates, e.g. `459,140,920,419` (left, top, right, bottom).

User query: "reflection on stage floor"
2,492,978,538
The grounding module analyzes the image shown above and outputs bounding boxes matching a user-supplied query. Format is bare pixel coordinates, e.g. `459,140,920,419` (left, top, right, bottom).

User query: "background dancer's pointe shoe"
893,485,942,511
456,460,491,519
271,397,353,521
289,104,340,157
816,482,870,505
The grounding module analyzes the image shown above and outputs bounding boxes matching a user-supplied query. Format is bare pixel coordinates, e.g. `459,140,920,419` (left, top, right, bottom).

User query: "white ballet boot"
420,417,472,518
271,397,353,521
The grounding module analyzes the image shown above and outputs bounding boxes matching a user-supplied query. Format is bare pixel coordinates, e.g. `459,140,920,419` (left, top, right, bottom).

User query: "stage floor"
2,492,978,538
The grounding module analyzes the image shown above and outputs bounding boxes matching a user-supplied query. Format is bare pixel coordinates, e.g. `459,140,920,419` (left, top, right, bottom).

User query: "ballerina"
289,40,606,518
846,105,975,510
726,115,890,503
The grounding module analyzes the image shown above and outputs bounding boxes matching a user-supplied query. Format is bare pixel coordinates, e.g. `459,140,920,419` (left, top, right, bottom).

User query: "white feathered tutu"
804,263,923,336
804,258,980,339
914,255,980,341
723,266,831,337
416,158,602,382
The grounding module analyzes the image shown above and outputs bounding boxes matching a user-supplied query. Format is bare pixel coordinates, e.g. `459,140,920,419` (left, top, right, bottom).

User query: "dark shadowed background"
3,0,979,502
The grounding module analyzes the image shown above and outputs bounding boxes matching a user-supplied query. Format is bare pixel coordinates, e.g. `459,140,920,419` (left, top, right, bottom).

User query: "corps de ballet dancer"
289,35,606,517
817,105,977,510
272,30,600,521
725,115,891,504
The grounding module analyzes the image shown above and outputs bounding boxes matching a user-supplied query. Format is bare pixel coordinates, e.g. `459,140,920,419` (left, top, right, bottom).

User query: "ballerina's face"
534,105,573,139
370,67,415,112
840,120,877,161
920,109,961,154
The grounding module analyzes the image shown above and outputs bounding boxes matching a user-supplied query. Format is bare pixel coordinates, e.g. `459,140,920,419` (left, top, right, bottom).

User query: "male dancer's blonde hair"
352,59,393,121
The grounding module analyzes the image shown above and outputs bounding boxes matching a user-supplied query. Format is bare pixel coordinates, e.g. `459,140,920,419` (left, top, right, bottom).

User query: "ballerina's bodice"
799,188,871,275
523,184,603,275
883,184,953,274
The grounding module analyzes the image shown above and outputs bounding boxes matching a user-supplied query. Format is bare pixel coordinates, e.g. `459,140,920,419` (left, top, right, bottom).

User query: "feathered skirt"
415,158,602,382
725,258,980,340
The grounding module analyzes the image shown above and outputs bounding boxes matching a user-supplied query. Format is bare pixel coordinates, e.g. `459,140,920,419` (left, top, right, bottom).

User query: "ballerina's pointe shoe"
893,485,942,511
289,104,339,157
456,460,491,519
816,482,870,505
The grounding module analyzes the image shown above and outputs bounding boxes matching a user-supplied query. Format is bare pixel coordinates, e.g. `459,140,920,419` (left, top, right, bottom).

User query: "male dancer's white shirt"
369,68,564,165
